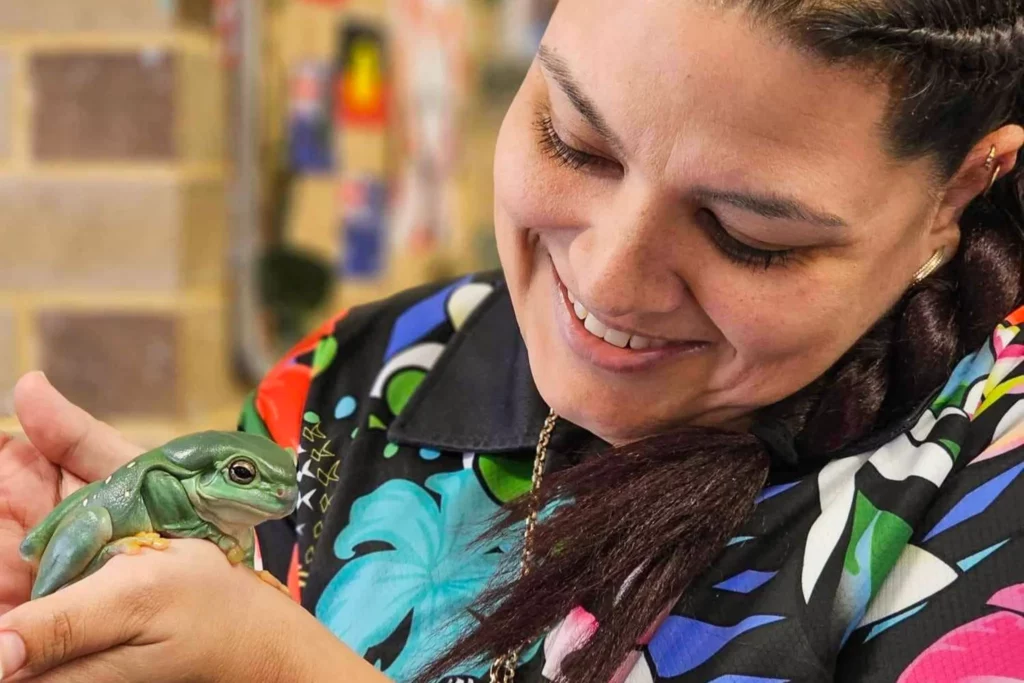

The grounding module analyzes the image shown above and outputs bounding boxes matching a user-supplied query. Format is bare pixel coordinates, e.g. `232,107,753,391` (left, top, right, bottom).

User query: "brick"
0,177,225,291
31,51,176,161
0,310,15,417
36,302,231,422
38,311,178,419
38,311,177,419
0,0,212,33
0,53,11,161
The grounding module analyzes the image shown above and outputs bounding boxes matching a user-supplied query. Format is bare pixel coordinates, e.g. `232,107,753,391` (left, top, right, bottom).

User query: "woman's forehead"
543,0,909,223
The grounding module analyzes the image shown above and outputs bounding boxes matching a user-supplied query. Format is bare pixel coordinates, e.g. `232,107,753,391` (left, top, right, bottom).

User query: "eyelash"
533,108,795,271
534,111,606,171
700,211,796,270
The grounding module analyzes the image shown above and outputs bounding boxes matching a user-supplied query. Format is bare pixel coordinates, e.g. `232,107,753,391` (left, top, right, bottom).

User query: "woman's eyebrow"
537,45,848,230
693,187,850,228
537,44,626,154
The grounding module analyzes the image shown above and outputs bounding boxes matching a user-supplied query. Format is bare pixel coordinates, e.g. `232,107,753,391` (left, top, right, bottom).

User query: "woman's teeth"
568,292,666,350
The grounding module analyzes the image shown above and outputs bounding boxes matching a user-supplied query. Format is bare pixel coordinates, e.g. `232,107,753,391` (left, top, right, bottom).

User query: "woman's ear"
935,123,1024,229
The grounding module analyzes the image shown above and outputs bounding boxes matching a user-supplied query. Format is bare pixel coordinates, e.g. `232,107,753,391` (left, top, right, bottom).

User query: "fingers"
13,373,142,482
0,562,151,681
7,650,154,683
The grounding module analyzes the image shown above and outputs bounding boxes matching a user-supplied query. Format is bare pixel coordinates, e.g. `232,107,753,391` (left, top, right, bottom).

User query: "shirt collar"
388,279,555,454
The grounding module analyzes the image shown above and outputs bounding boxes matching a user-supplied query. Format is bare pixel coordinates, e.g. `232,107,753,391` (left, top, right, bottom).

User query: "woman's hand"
0,539,389,683
0,373,141,615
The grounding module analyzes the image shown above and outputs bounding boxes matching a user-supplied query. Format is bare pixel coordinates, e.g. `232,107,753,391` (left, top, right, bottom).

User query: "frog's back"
159,431,281,469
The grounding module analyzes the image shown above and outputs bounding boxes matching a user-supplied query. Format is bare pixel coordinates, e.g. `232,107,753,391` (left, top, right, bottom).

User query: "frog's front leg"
213,532,247,566
235,528,291,597
143,471,247,563
32,507,113,600
143,470,216,539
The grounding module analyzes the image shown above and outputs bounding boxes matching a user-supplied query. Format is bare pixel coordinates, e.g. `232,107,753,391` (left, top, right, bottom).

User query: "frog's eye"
228,459,257,485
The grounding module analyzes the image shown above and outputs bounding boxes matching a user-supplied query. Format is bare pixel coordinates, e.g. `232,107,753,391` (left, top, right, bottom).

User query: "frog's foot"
255,570,292,597
132,532,171,551
104,532,171,557
76,532,171,586
114,532,171,555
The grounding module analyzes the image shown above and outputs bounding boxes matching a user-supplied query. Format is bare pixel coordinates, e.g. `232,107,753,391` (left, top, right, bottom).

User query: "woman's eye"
534,110,618,174
698,210,795,271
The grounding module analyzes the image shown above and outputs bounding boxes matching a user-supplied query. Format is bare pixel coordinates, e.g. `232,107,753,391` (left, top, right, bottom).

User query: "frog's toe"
256,570,292,597
132,532,170,551
226,545,246,565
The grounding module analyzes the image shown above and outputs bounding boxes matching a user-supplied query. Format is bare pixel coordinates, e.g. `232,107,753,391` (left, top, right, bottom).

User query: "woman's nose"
571,196,689,319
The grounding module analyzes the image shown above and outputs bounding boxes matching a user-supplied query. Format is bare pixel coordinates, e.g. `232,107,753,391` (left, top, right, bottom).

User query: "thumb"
0,573,139,680
13,372,142,482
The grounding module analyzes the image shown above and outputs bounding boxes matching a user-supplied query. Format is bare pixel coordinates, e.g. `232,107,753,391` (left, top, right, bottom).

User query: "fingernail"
0,631,26,680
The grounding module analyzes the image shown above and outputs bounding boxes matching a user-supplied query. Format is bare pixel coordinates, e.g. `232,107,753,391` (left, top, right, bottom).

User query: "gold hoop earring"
986,164,1002,195
912,248,945,285
984,145,1001,195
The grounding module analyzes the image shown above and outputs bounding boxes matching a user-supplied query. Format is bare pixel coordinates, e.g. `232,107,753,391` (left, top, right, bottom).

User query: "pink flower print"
542,607,599,681
898,583,1024,683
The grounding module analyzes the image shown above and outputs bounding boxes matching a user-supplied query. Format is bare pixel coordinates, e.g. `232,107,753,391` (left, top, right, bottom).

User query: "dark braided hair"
415,2,1024,681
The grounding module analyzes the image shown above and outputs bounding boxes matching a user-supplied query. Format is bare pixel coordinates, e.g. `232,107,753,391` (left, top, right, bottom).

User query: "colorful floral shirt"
240,271,1024,683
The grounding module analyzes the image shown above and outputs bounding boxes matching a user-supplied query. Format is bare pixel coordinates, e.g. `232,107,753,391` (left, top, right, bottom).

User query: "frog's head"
165,431,299,527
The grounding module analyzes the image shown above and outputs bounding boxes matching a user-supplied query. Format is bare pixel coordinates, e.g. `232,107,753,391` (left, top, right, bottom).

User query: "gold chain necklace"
488,409,559,683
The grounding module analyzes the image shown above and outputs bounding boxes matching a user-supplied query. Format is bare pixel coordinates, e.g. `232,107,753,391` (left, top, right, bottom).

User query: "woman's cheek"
495,106,592,234
495,150,585,235
696,267,840,363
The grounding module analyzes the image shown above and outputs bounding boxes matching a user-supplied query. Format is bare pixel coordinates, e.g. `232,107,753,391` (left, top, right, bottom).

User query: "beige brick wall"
0,0,212,33
0,2,240,442
0,177,225,291
0,52,11,161
0,310,16,416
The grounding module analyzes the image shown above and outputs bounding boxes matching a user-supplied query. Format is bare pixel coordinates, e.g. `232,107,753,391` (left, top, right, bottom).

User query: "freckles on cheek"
702,280,843,363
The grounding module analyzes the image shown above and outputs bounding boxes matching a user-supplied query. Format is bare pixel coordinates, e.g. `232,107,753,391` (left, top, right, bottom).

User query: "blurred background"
0,0,555,447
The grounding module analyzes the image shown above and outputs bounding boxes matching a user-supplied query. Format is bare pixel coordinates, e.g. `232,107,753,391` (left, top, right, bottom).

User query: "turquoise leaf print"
315,469,538,681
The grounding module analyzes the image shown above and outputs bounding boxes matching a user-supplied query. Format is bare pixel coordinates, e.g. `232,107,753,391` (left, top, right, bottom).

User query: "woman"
1,0,1023,681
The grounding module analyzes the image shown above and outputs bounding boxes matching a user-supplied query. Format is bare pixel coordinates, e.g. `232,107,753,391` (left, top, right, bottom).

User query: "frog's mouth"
190,489,295,531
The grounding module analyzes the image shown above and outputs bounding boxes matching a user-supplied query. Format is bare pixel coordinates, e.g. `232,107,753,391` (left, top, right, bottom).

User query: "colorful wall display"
288,60,335,173
335,19,391,279
387,0,468,255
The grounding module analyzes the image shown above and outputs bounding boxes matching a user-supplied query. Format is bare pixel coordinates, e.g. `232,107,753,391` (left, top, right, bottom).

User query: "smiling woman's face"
493,0,962,445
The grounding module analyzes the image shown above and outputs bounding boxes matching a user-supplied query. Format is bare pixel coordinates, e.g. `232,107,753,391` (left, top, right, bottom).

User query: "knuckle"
40,609,77,665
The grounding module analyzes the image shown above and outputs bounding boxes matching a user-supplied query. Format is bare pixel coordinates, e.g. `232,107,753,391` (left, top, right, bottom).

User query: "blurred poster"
213,0,240,66
335,22,389,129
288,61,334,173
339,177,388,278
388,0,468,254
335,21,390,279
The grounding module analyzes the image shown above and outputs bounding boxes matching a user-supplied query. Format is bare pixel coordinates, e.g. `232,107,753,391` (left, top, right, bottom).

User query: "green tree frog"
20,431,299,600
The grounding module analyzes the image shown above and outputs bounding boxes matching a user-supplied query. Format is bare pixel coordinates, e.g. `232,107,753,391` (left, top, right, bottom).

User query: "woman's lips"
550,268,710,373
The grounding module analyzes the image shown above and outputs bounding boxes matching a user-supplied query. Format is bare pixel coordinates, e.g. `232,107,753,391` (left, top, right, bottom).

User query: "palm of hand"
0,433,86,615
